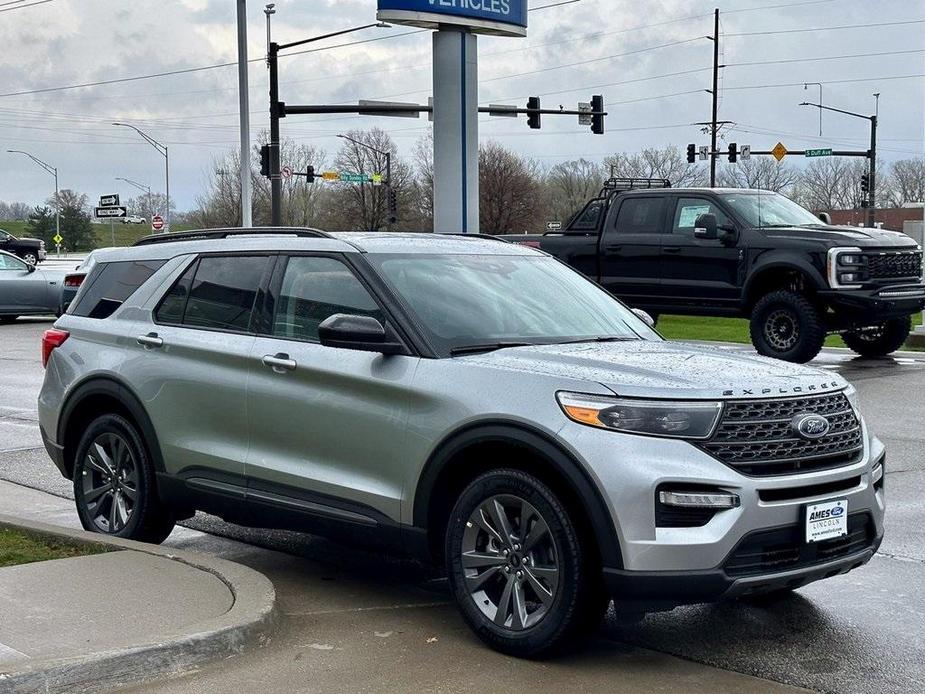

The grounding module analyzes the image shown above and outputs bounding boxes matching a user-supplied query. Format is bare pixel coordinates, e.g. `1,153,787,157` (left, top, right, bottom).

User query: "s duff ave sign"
377,0,528,36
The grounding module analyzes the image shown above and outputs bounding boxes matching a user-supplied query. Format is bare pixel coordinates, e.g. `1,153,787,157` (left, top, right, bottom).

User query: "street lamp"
116,176,151,196
112,123,169,233
337,134,393,230
265,8,390,224
7,149,59,246
799,101,878,227
803,82,823,136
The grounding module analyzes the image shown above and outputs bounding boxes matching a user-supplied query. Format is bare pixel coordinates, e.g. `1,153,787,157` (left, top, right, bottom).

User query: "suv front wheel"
73,414,175,544
750,290,826,364
445,469,603,657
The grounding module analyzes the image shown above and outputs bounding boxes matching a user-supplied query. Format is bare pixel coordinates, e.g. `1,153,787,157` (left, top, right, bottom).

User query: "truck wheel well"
424,439,604,569
747,268,816,310
61,393,136,479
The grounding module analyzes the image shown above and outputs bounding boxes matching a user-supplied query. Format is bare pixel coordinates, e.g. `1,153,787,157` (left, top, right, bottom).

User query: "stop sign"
152,215,164,231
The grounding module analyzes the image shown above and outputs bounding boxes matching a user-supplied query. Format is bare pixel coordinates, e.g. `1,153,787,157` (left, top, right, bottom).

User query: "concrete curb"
0,514,278,694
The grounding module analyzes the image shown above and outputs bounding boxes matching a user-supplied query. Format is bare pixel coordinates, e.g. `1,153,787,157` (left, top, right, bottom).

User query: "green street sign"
340,173,371,183
805,148,833,158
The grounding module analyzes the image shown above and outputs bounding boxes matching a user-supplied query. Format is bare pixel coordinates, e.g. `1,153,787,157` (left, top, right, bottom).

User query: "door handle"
662,246,682,254
603,244,622,254
136,333,163,349
262,353,297,373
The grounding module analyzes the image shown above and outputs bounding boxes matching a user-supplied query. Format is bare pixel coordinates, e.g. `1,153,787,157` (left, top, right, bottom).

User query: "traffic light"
260,145,270,178
527,97,541,130
387,187,398,225
687,144,697,164
306,165,316,184
590,95,604,135
728,143,738,164
860,174,870,193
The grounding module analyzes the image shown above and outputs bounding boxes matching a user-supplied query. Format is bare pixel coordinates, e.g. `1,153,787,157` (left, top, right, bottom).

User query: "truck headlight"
557,392,722,439
828,247,868,289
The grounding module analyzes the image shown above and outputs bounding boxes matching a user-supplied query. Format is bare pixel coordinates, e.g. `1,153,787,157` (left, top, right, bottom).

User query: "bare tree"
794,157,889,210
886,157,925,206
479,141,545,234
127,192,174,222
717,158,801,195
544,159,604,224
0,201,31,220
604,146,707,187
411,131,435,231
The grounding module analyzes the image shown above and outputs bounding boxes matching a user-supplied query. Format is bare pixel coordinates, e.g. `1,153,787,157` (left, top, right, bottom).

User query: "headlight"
844,384,861,419
557,392,723,439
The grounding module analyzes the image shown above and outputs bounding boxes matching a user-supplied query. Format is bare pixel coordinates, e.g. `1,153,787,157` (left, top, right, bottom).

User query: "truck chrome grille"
699,393,863,476
865,250,922,281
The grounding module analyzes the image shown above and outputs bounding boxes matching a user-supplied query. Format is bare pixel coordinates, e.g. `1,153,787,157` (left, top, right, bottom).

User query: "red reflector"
42,329,69,368
64,274,85,288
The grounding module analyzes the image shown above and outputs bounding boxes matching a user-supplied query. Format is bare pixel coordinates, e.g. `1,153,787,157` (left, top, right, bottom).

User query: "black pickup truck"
519,179,925,363
0,228,46,265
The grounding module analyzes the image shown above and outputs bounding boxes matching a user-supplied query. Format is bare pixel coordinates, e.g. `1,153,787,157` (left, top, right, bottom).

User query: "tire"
750,290,826,364
842,316,912,358
445,469,600,658
0,316,17,324
73,414,175,544
21,252,37,266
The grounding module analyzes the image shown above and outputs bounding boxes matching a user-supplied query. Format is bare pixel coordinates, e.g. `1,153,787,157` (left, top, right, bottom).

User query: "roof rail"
435,232,510,242
602,177,672,192
133,227,332,247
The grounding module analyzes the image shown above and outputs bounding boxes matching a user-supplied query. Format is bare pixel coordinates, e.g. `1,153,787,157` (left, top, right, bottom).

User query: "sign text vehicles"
377,0,528,37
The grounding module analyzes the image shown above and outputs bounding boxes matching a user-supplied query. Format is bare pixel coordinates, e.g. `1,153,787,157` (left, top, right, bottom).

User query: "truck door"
660,196,744,310
597,195,666,306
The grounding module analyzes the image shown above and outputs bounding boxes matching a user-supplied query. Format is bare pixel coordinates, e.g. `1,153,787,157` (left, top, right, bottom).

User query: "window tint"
570,200,605,231
672,198,731,234
613,197,665,234
272,256,383,342
154,261,197,325
71,260,166,319
0,253,26,271
182,256,268,332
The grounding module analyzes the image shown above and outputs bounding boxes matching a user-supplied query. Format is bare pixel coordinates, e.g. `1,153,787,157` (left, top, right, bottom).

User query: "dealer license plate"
805,499,848,543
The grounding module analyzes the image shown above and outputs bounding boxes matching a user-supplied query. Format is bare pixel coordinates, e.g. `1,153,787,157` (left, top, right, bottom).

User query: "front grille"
699,393,863,476
725,512,874,577
865,250,922,281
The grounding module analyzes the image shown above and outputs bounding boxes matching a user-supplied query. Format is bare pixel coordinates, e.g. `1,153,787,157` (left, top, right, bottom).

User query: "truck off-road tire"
73,414,175,544
445,469,601,658
842,316,912,358
750,290,826,364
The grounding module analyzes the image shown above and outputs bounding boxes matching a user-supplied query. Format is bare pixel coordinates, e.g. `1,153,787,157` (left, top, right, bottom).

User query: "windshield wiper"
449,342,535,356
558,336,640,345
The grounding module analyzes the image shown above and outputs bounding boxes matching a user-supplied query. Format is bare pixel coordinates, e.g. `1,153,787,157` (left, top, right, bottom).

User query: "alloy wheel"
765,309,800,351
80,433,139,533
23,253,37,265
461,494,560,631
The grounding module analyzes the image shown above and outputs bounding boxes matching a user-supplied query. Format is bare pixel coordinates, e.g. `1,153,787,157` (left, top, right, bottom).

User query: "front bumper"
819,283,925,327
37,247,47,261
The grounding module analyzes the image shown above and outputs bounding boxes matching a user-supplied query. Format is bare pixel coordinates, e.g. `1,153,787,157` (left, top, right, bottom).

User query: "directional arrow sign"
805,148,833,158
99,194,120,207
95,206,127,218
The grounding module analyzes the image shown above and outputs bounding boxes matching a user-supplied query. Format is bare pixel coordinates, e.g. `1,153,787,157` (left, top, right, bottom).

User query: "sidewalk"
0,483,276,694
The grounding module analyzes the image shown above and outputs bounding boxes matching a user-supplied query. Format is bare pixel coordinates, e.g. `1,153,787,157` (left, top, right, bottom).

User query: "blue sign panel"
377,0,528,37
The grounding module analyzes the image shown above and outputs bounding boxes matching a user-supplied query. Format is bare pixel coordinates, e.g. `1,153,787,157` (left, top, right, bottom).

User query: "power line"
727,48,925,68
726,18,925,36
0,0,56,12
724,72,925,90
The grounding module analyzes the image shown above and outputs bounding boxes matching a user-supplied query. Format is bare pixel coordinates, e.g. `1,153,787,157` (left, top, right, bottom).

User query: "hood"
460,340,846,400
761,224,919,249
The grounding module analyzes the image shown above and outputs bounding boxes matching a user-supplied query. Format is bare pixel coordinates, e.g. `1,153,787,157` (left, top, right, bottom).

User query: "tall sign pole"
266,5,282,226
709,8,720,188
237,0,253,227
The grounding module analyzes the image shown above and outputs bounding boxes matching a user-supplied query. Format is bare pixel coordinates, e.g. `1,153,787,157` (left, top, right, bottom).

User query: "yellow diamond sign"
53,234,63,245
322,171,339,182
771,142,788,162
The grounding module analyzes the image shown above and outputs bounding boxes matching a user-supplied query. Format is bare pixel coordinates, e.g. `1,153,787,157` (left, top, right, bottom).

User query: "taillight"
42,329,69,368
64,274,85,288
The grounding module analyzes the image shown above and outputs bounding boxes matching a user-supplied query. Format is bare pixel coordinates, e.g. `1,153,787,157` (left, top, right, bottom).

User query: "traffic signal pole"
709,8,720,188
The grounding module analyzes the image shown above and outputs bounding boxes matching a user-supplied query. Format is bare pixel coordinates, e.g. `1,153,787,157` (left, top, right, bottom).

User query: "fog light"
658,490,740,508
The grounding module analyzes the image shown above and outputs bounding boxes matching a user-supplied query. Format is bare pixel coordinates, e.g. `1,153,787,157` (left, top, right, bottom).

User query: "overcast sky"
0,0,922,211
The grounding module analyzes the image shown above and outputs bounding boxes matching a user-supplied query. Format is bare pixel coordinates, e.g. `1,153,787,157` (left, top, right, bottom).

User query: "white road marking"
0,642,29,664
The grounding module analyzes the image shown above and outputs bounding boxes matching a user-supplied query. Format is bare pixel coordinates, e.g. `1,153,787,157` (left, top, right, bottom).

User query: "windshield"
368,253,661,355
721,192,822,228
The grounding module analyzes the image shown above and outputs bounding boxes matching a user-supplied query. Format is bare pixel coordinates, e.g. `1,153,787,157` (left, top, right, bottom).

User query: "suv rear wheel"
750,290,826,364
20,252,37,266
445,469,601,657
73,414,175,544
842,316,911,358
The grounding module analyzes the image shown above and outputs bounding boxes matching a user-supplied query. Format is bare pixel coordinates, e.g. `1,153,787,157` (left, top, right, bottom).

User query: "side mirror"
693,213,718,240
631,308,656,328
26,263,36,274
318,314,406,355
818,212,832,225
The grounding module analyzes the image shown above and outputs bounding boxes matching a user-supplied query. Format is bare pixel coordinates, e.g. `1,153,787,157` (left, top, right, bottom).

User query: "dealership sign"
377,0,528,37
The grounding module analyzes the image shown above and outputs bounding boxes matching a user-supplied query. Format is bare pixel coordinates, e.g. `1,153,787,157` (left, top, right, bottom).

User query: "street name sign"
99,194,120,207
805,148,833,158
340,173,372,183
95,206,127,218
359,99,422,119
377,0,528,37
772,142,788,162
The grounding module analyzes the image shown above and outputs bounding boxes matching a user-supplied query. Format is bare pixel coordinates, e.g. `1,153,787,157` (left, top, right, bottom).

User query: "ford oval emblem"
792,413,831,440
830,506,845,517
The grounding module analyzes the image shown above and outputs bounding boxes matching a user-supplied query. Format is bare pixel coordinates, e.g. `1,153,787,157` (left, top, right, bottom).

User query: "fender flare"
744,257,827,304
57,376,165,477
412,421,623,569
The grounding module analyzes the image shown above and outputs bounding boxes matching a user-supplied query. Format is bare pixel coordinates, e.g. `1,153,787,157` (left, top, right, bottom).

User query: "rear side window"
71,260,166,319
613,197,665,235
156,255,269,332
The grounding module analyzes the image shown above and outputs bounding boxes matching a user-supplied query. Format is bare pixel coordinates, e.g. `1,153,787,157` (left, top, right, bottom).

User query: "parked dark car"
0,228,46,265
518,179,925,363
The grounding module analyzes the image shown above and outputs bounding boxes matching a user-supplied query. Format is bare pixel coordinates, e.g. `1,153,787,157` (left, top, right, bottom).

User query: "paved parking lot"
1,317,923,693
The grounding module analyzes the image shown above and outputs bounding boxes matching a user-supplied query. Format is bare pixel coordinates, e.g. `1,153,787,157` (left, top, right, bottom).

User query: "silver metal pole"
164,146,170,233
237,0,253,228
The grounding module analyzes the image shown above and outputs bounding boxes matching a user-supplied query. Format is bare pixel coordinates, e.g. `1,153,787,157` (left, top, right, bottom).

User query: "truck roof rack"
133,227,332,247
602,177,672,191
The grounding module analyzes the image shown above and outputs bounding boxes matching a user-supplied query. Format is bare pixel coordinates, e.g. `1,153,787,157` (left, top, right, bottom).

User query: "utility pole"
709,8,720,188
7,150,59,245
237,0,253,227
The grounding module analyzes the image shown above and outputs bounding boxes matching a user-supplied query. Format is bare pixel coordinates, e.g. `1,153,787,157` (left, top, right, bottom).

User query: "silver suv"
38,229,885,657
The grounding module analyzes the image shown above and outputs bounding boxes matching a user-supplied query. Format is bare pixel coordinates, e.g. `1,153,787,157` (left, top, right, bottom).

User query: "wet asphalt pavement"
1,317,923,693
